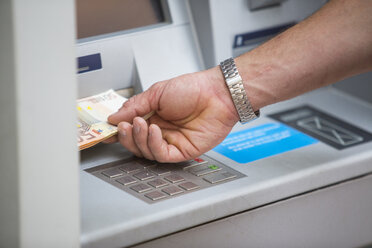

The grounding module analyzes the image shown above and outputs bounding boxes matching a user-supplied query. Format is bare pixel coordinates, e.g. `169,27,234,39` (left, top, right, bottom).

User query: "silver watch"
220,58,260,123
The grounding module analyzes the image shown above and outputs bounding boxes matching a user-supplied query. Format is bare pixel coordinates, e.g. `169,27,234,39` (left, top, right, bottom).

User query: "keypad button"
188,164,221,176
149,166,171,176
164,174,185,183
101,168,124,178
133,171,156,181
116,176,137,186
145,191,167,201
194,158,205,163
178,182,199,191
203,171,237,184
135,159,157,167
162,185,184,196
119,163,143,173
148,179,169,188
177,158,207,170
130,183,152,193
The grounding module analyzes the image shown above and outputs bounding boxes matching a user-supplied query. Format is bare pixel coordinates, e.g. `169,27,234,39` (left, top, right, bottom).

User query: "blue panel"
213,123,318,164
77,53,102,74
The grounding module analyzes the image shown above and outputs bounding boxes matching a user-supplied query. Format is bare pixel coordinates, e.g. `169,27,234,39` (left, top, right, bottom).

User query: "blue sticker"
213,123,318,164
77,53,102,74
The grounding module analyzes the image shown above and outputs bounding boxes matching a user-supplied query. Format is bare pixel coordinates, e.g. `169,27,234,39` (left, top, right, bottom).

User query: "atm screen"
76,0,166,39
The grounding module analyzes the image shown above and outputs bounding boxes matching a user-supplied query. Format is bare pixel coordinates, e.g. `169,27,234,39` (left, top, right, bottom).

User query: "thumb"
108,85,160,125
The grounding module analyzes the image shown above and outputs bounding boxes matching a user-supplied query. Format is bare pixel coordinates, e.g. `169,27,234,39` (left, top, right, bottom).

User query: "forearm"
234,0,372,111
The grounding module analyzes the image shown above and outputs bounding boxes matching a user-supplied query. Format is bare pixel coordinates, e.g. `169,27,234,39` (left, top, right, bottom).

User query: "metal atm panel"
79,1,372,247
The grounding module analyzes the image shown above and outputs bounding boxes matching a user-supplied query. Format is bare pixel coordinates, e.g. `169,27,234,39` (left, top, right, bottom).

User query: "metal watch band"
220,58,260,123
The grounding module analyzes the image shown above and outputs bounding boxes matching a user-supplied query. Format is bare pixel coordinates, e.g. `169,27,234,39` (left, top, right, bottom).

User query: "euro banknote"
77,89,127,150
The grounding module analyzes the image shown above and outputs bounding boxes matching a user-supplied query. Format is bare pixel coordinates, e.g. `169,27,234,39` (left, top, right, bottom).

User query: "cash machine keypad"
85,156,245,204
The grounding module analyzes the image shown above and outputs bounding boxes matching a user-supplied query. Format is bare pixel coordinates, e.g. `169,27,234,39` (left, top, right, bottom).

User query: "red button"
194,158,204,163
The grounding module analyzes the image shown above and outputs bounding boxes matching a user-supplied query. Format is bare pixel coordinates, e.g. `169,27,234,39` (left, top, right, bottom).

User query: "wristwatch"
220,58,260,123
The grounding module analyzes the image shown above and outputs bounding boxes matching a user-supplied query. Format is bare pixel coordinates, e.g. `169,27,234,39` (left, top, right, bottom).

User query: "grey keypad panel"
85,155,245,204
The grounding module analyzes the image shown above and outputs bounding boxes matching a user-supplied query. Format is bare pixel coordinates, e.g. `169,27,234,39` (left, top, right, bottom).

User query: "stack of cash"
77,89,127,150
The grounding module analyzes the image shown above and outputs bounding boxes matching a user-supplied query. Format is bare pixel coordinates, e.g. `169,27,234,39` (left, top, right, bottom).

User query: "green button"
208,165,219,170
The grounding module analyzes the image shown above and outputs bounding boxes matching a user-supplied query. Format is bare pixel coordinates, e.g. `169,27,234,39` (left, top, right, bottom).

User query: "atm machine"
77,1,372,247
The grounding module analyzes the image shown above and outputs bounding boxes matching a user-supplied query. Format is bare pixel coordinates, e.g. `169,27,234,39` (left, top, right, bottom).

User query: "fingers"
147,124,168,161
148,124,185,163
116,119,186,162
132,117,155,160
117,122,143,158
117,118,157,160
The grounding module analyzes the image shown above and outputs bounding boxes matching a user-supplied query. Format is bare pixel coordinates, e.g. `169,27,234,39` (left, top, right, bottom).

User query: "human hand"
107,67,239,162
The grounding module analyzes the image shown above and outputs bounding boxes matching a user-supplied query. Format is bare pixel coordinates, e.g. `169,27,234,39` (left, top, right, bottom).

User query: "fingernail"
119,126,127,136
134,125,141,134
120,129,127,136
118,123,127,136
149,125,153,137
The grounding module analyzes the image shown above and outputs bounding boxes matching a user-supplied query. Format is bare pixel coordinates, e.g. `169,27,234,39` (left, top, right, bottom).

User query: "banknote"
77,89,127,150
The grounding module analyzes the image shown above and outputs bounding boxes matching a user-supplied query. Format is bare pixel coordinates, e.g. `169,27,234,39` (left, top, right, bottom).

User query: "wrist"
234,56,265,112
206,66,240,123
